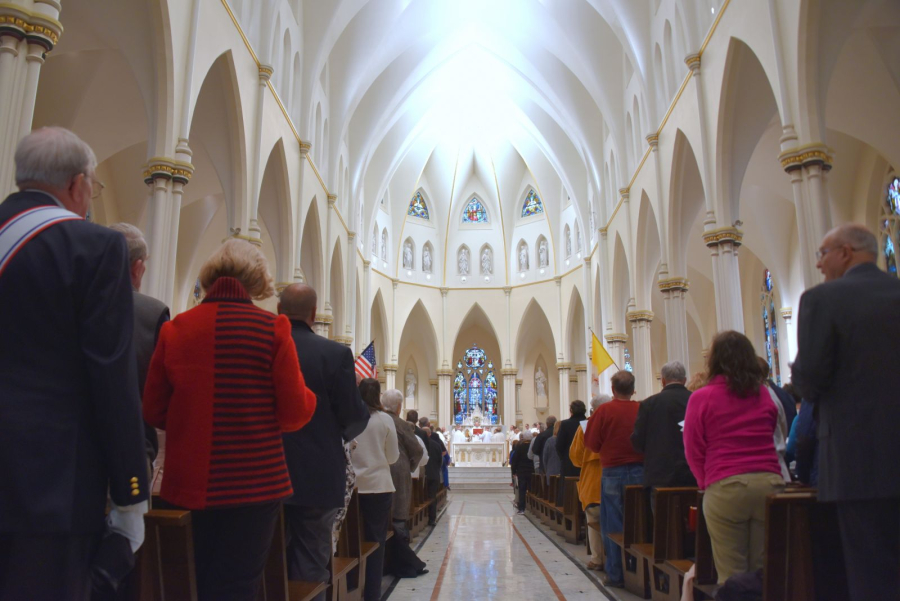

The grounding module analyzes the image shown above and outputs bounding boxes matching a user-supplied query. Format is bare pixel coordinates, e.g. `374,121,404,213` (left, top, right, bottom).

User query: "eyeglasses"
91,178,105,199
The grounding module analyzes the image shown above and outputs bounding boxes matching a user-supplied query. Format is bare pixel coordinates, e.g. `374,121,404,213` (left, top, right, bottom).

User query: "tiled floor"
382,492,645,601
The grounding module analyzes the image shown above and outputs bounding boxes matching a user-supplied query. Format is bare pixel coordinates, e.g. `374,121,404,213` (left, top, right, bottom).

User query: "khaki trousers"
703,472,784,583
584,504,605,565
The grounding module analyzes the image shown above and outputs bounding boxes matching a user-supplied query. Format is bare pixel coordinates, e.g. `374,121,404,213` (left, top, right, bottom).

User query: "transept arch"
514,298,559,423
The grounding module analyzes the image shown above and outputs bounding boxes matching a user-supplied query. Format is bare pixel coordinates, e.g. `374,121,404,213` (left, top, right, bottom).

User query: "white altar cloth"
452,442,508,467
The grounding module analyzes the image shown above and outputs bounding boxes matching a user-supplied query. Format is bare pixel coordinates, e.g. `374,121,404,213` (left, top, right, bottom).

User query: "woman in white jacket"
352,378,400,601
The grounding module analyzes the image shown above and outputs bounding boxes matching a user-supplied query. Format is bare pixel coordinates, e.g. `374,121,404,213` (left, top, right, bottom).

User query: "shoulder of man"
133,290,168,314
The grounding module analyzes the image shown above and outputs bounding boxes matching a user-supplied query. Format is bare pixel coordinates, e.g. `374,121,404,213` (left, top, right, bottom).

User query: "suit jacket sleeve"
142,322,172,429
82,233,149,507
792,289,836,403
398,421,423,471
272,316,316,431
384,415,400,466
630,400,649,453
333,346,371,441
555,422,571,457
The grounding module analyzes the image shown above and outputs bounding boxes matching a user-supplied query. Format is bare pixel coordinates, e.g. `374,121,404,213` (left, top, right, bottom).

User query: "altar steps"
447,466,513,492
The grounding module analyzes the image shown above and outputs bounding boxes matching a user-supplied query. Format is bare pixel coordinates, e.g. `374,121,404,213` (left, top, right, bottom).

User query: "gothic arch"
257,138,294,284
370,289,389,373
634,189,661,308
299,197,323,293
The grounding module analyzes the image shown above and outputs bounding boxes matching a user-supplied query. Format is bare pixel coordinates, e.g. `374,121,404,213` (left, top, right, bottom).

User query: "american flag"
355,341,376,380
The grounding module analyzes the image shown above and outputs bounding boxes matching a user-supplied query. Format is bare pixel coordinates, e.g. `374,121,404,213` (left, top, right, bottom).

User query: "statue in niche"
380,231,387,262
458,247,470,275
577,228,583,253
481,247,492,275
403,241,413,269
565,228,572,257
405,368,417,399
534,367,548,400
422,246,432,273
539,239,549,268
518,244,529,272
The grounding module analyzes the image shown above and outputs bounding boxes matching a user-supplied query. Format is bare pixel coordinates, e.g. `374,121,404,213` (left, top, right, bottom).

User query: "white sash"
0,205,81,277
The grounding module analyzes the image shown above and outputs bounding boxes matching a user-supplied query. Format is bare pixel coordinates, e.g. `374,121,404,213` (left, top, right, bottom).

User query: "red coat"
143,277,316,509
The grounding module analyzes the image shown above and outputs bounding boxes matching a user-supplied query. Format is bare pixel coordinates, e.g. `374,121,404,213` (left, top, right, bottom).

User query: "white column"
390,278,399,364
384,365,397,391
322,193,337,323
575,365,588,403
557,363,571,418
361,259,371,353
605,334,627,375
313,314,331,338
704,228,745,333
659,277,690,368
502,369,517,427
515,379,523,425
294,143,311,283
440,287,449,370
438,370,452,430
627,308,654,399
346,232,357,345
248,65,273,245
779,307,793,383
781,148,833,289
429,380,438,424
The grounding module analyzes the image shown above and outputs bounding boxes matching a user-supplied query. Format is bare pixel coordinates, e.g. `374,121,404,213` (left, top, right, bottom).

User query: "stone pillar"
604,333,627,373
0,4,61,195
438,369,453,430
627,308,654,399
575,364,588,403
383,364,398,391
429,380,438,424
390,278,399,364
322,193,337,322
780,146,833,289
502,368,517,427
248,65,273,245
361,259,371,352
515,379,523,425
313,313,332,338
658,276,690,368
779,307,793,383
703,227,744,333
440,287,449,370
346,231,357,344
294,142,311,283
557,362,571,418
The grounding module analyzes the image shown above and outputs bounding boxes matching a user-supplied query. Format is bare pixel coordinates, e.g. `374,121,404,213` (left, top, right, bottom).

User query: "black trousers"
388,519,425,578
517,475,531,511
190,501,280,601
0,532,99,601
284,505,340,601
359,492,392,601
426,479,440,524
835,497,900,601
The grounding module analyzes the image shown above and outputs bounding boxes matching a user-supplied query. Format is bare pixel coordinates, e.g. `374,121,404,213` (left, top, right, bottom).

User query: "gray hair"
15,127,97,189
521,429,533,442
590,393,612,411
108,223,149,265
829,224,878,256
660,361,687,382
381,389,403,414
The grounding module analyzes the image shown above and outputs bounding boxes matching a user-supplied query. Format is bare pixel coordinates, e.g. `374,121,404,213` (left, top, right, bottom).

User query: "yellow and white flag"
591,330,616,375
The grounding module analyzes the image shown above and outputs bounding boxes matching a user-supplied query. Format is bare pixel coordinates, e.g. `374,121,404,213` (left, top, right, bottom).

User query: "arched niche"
515,298,558,424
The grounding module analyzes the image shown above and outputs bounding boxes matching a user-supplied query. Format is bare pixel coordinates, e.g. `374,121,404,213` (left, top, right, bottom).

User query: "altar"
452,442,508,467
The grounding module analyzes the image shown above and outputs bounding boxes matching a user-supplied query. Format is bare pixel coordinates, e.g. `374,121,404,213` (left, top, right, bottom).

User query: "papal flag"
591,330,616,375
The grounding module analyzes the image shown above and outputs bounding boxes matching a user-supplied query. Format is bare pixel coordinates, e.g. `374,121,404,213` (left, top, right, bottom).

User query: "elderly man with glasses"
0,127,149,600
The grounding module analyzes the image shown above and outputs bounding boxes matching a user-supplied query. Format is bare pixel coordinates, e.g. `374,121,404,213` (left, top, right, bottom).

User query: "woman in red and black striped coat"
144,239,316,601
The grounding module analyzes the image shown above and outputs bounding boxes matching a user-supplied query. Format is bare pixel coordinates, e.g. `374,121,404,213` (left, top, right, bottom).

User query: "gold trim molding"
556,362,572,370
143,157,194,184
605,333,628,344
627,310,654,323
0,3,63,49
501,368,518,376
658,277,690,292
437,368,455,376
573,364,588,372
314,313,333,325
779,144,833,172
703,226,743,247
779,307,792,320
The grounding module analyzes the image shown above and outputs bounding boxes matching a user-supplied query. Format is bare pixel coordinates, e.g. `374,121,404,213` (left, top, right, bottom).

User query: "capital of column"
503,286,512,296
553,276,562,286
658,276,690,292
429,379,438,387
382,363,398,373
599,226,608,238
347,231,356,241
247,218,262,246
436,368,455,377
685,53,701,74
392,278,399,290
143,157,194,185
556,362,572,371
363,259,371,268
626,309,654,323
501,368,517,376
778,143,833,173
293,267,303,281
327,193,337,206
646,133,659,149
702,226,743,248
0,6,62,51
573,364,588,373
604,333,628,344
440,287,449,297
779,307,793,320
275,282,293,295
332,335,353,347
314,313,333,325
299,141,312,157
258,64,274,82
619,188,630,202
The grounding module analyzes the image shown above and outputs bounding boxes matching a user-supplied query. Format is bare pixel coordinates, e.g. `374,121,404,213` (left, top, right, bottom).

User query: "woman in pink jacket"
683,330,785,583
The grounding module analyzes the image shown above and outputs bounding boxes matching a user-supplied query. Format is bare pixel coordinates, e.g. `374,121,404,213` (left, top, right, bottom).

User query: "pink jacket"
683,375,782,489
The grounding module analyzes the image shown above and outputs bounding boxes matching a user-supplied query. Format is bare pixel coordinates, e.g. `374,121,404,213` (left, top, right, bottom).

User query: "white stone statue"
380,231,387,262
403,240,413,269
518,244,528,271
422,246,432,273
405,368,417,398
535,367,548,399
481,247,492,275
565,228,572,257
458,247,470,275
539,240,548,268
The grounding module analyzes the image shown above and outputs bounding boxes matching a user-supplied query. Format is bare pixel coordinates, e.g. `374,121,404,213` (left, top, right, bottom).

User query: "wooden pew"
561,477,584,544
126,509,198,601
608,485,651,596
336,489,375,601
690,490,718,600
635,487,698,601
256,505,328,601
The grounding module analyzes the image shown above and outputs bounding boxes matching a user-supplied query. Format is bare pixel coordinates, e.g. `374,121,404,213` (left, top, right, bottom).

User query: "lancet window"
880,176,900,276
408,190,429,220
761,268,781,385
462,197,488,223
521,189,544,217
453,344,499,425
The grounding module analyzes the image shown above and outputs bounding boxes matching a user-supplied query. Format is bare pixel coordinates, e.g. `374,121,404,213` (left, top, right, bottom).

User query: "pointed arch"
407,188,430,220
398,299,440,382
668,129,706,276
461,195,489,224
635,189,661,307
521,187,544,218
566,287,587,366
299,197,323,292
370,289,389,373
611,232,632,332
453,302,504,366
257,138,294,283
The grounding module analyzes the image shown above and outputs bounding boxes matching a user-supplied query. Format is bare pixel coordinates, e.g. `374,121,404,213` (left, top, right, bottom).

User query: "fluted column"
440,287,449,370
248,65,273,245
704,227,744,332
360,259,371,353
659,277,690,367
383,364,398,391
390,278,399,365
515,379,523,425
604,333,627,373
438,369,452,430
627,308,654,399
780,145,833,288
322,193,337,322
429,380,438,423
575,364,588,403
502,368,517,427
557,362,571,417
0,4,61,194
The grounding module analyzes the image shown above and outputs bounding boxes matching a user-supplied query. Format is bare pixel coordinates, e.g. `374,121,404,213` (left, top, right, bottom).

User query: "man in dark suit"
0,127,149,600
792,224,900,601
529,415,557,473
422,428,443,526
407,410,429,451
630,361,696,512
109,223,170,466
278,284,370,597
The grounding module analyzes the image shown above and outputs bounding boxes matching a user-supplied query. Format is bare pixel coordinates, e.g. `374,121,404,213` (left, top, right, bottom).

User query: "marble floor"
382,492,645,601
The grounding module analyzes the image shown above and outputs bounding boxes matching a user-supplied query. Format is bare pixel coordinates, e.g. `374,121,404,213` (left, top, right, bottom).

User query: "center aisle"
385,492,616,600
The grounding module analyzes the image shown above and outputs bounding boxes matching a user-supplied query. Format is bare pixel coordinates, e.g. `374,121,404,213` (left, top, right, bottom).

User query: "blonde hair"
199,239,275,300
553,420,561,436
686,371,708,392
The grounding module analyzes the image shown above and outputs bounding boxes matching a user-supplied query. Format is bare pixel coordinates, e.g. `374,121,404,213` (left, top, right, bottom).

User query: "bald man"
793,224,900,601
278,284,369,598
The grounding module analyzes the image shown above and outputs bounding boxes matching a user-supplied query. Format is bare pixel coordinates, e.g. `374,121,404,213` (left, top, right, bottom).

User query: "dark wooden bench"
607,485,651,596
561,477,584,544
126,509,198,601
691,490,719,600
636,487,698,601
256,505,329,601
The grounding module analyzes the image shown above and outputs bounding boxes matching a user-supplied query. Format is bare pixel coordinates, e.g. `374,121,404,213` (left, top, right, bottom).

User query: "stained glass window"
407,191,429,220
521,189,544,217
454,344,499,425
462,197,488,223
881,177,900,276
761,268,781,385
624,348,633,373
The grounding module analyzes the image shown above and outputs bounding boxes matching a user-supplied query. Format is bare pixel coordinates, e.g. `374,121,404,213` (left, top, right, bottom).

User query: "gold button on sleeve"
131,489,140,496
